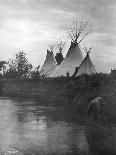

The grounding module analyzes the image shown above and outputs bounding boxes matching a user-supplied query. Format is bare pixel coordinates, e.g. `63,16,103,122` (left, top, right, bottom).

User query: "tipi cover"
76,53,97,76
51,20,89,77
40,50,58,77
51,42,83,77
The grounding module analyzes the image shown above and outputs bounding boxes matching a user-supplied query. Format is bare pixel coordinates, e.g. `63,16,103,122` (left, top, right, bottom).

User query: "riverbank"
1,74,116,124
0,97,115,155
0,75,116,155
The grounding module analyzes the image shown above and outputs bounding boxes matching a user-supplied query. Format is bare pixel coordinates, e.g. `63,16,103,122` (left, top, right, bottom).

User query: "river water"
0,97,115,155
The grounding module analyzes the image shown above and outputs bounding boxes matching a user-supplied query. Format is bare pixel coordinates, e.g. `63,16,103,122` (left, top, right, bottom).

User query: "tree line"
0,51,40,79
0,50,64,79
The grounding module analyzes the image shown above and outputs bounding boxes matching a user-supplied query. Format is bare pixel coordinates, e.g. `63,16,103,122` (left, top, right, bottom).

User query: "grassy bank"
2,77,70,100
85,121,116,155
1,74,116,155
1,74,116,124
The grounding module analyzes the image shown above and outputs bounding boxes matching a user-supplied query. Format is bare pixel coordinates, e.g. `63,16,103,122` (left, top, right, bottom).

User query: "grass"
1,74,116,155
85,121,116,155
1,73,116,124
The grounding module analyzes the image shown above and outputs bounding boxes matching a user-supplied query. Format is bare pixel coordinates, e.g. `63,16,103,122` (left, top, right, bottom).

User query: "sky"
0,0,116,73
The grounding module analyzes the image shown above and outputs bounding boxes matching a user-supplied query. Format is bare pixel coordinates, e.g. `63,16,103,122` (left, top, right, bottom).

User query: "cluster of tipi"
40,21,97,78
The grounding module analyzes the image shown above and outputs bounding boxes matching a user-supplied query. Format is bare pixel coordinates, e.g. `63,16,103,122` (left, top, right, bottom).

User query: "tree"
4,59,18,78
16,51,32,77
0,61,7,76
5,51,33,78
0,61,7,71
31,65,40,80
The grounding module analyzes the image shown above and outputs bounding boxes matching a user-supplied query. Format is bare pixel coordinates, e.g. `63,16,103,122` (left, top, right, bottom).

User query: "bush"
0,78,3,95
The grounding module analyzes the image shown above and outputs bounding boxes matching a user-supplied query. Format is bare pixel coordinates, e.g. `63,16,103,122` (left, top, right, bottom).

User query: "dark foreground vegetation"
1,73,116,123
0,74,116,155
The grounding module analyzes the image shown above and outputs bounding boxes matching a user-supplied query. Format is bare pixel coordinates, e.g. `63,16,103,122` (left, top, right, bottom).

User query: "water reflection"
0,97,112,155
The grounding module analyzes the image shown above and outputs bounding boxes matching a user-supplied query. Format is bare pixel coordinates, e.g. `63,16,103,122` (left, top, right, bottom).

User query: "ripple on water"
0,98,115,155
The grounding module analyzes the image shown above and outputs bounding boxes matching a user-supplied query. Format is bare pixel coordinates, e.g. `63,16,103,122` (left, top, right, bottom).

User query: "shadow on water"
0,97,115,155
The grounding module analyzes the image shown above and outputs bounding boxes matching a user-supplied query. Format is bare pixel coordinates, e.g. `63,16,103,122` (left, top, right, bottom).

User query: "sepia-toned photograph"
0,0,115,154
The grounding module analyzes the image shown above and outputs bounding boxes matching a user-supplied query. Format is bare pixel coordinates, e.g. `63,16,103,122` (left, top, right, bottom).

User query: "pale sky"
0,0,116,73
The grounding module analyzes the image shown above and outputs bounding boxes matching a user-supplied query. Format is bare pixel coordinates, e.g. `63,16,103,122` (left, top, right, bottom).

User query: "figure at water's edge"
86,97,107,124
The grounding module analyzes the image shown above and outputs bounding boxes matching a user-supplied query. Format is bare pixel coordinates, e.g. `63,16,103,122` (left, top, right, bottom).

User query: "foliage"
0,61,7,75
4,59,17,78
5,51,33,79
31,66,40,80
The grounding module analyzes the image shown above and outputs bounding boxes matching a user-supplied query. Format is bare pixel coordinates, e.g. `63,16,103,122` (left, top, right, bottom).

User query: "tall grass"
2,73,116,124
1,73,110,102
86,121,116,155
1,74,116,155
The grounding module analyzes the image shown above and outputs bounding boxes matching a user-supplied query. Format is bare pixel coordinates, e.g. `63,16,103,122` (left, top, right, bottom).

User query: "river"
0,97,115,155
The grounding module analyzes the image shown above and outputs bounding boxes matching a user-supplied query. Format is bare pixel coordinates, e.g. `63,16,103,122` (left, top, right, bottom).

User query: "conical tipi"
75,47,97,76
51,21,89,77
40,46,58,77
55,40,65,65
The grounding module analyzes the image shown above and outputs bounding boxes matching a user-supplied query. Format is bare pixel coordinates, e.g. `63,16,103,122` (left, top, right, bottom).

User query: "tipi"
75,46,97,76
51,21,89,77
55,40,65,65
40,45,58,77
